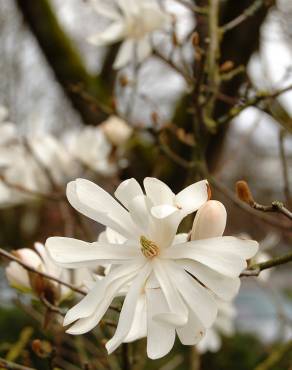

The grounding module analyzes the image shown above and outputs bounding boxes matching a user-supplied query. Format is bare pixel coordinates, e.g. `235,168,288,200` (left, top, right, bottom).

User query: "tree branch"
15,0,111,125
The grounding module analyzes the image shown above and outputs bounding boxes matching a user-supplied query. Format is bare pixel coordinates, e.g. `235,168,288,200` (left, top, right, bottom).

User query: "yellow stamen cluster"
140,236,159,258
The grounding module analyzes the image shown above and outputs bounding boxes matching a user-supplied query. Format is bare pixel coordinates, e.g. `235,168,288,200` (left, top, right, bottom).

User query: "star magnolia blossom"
64,126,116,176
88,0,172,69
197,298,236,354
46,178,258,359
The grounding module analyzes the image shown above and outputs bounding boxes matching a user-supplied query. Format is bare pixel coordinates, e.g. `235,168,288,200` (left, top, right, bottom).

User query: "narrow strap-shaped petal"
175,179,209,214
64,263,142,326
167,261,217,328
143,177,174,206
90,0,121,20
136,36,152,63
115,178,143,209
146,287,176,359
66,179,139,239
88,21,126,46
113,39,135,69
163,237,258,277
66,269,137,335
46,237,141,268
106,263,152,354
123,294,147,343
177,260,240,301
152,259,188,326
176,308,206,346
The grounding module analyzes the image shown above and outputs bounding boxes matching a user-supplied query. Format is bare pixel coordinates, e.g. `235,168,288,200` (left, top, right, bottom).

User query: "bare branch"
0,358,36,370
241,252,292,277
221,0,265,33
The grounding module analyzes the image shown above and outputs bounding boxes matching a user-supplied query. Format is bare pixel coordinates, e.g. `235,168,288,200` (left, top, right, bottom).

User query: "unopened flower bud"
191,200,227,240
236,180,254,206
220,60,234,73
102,116,133,146
191,32,200,47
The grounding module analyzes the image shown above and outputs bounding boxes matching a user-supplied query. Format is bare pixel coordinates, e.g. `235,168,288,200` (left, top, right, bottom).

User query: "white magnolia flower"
65,126,116,176
197,298,236,354
88,0,172,69
0,130,79,207
101,116,133,146
46,178,258,359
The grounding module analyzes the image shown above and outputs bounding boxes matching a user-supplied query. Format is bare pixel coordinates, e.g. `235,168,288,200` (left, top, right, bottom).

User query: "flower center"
140,236,159,258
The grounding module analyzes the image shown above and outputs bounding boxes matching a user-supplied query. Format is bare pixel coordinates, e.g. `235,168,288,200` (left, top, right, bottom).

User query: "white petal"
106,263,151,354
46,237,140,268
113,39,135,69
197,328,221,353
114,178,143,209
177,260,240,301
124,294,147,342
143,177,174,206
146,287,176,359
127,195,150,232
88,22,126,46
66,179,138,238
64,263,141,326
175,180,209,214
176,309,206,345
137,36,152,63
152,259,188,326
168,261,217,328
90,0,121,20
163,237,258,277
151,204,178,219
191,200,226,240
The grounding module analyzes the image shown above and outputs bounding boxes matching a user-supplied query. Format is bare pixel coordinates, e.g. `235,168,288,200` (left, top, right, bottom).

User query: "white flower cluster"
46,177,258,359
0,107,132,207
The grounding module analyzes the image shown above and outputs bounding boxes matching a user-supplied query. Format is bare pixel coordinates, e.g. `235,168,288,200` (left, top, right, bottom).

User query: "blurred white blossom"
88,0,172,69
101,115,133,146
64,126,116,176
47,178,258,359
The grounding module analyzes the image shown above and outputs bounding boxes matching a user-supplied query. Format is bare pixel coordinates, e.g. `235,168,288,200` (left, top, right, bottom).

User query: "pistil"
140,236,159,258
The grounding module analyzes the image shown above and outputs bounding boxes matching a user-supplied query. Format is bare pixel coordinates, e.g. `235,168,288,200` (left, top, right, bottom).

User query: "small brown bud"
191,32,200,47
151,111,159,125
118,74,129,87
32,339,53,358
172,32,179,47
236,180,254,205
220,60,234,73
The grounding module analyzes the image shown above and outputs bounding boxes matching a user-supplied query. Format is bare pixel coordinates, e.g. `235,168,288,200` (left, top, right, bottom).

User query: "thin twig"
0,358,36,370
279,130,291,203
241,252,292,277
210,178,291,230
173,0,208,14
254,340,292,370
219,84,292,125
221,0,265,33
0,248,86,295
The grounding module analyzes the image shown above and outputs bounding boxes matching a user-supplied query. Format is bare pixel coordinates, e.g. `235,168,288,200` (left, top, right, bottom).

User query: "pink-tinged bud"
191,200,227,240
102,116,133,146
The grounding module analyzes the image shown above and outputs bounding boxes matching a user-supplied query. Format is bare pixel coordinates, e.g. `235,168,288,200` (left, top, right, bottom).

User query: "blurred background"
0,0,292,369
